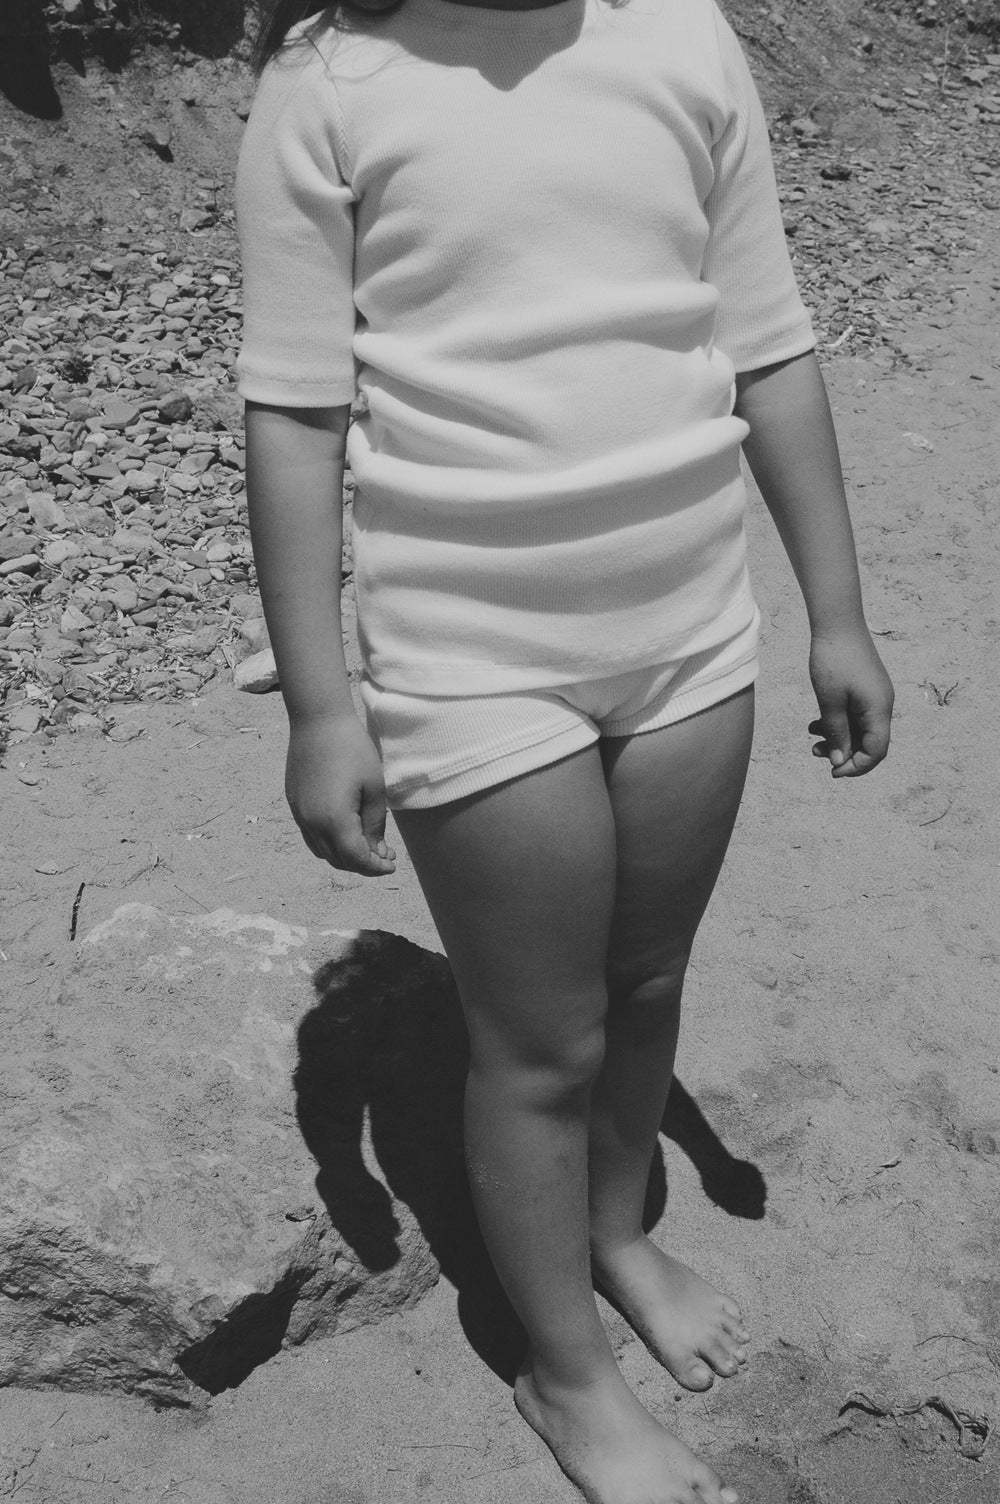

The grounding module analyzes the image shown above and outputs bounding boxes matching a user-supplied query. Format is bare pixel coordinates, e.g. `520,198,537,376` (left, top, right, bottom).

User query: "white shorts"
361,606,760,811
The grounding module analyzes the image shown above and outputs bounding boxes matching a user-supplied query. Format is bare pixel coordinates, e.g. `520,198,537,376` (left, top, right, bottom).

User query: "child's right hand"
285,712,397,876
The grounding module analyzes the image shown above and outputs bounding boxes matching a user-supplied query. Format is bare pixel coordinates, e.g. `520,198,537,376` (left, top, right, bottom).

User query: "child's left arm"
734,348,894,778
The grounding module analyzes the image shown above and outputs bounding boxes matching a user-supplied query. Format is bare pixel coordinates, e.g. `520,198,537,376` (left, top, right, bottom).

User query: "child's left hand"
808,624,894,778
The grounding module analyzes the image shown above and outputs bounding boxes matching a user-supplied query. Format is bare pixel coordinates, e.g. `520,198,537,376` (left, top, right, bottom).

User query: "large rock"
0,907,470,1405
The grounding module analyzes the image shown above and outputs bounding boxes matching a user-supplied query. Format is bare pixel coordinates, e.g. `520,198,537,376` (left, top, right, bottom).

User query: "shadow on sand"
0,0,246,119
294,932,768,1383
0,3,61,119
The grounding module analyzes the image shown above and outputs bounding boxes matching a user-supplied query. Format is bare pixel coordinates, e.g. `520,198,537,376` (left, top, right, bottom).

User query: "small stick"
69,881,86,941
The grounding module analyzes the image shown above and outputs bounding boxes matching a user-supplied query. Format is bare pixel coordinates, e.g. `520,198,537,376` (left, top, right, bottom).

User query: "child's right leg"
395,748,737,1504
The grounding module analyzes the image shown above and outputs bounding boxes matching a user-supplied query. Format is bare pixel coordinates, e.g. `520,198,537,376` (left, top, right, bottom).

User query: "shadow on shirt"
294,929,766,1384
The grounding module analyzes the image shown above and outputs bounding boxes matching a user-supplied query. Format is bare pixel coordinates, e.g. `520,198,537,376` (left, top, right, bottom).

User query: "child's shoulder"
279,6,407,73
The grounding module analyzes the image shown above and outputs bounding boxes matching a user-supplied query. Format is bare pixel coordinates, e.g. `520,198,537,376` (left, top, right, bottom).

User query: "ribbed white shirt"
236,0,815,695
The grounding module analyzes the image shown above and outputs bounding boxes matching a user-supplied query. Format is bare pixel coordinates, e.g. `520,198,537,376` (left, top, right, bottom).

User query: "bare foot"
590,1236,748,1391
514,1353,738,1504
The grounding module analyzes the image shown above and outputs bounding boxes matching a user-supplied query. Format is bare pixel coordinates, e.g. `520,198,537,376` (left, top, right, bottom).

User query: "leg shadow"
661,1078,767,1220
295,937,766,1385
295,932,525,1382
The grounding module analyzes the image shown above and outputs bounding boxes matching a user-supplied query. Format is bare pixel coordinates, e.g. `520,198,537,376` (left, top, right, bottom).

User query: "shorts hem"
602,651,759,737
385,720,597,811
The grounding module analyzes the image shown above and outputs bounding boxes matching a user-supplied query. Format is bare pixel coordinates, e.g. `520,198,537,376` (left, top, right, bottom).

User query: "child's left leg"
588,684,755,1390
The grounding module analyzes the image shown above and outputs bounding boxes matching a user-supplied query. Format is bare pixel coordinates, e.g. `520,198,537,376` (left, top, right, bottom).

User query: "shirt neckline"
403,0,592,32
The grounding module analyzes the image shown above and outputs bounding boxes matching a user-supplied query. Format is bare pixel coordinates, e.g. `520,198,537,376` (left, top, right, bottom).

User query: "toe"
720,1312,748,1341
691,1463,735,1504
678,1356,715,1390
703,1338,740,1377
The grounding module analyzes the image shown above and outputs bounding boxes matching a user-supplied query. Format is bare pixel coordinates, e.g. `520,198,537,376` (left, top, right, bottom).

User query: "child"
235,1,894,1500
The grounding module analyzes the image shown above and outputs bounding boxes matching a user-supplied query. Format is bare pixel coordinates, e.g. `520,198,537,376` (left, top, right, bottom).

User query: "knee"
606,952,688,1019
469,1008,607,1102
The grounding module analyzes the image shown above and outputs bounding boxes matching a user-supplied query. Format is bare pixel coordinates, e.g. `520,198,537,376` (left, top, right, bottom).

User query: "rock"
100,398,139,431
168,626,223,656
6,705,41,734
43,537,81,567
138,121,173,159
105,580,139,614
59,601,91,634
0,554,41,576
179,208,215,232
0,600,16,627
158,392,194,425
29,493,68,529
10,365,38,393
178,451,215,475
0,909,457,1404
124,468,163,494
230,593,264,621
239,616,270,654
61,664,99,701
751,965,779,991
233,648,279,693
0,533,35,562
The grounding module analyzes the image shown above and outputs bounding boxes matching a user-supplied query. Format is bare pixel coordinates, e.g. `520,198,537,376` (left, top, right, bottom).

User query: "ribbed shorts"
361,605,760,811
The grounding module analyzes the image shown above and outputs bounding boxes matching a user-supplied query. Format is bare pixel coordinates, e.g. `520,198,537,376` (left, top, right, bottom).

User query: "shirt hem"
236,375,357,407
363,590,758,699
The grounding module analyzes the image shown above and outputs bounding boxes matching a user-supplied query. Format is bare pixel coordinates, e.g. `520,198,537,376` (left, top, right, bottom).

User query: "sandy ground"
4,258,999,1501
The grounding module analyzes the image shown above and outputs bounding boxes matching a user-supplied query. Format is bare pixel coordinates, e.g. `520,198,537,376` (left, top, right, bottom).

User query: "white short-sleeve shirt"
236,0,815,695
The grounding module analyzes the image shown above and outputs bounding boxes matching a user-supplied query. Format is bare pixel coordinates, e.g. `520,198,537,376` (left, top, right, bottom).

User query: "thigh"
394,745,618,1074
600,686,755,999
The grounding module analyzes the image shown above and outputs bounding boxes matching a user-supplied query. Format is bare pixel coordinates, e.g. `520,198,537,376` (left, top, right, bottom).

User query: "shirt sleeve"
702,3,816,373
235,40,357,406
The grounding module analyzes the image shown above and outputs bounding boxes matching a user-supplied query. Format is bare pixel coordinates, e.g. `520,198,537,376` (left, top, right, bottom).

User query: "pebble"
27,493,66,528
233,649,279,694
158,392,194,424
7,706,41,734
43,538,80,566
0,554,41,576
100,398,140,430
239,616,270,654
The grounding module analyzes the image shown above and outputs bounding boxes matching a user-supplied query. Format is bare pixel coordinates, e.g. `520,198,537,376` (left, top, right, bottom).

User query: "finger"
336,835,397,875
811,681,852,761
854,715,891,766
360,775,390,852
832,746,883,778
300,818,396,875
335,812,396,871
831,716,890,778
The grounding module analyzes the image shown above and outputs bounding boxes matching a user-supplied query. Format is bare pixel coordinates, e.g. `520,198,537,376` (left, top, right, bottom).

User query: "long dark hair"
252,0,408,71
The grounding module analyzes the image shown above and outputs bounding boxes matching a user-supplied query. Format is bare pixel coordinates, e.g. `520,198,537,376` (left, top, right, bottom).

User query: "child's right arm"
244,402,396,877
